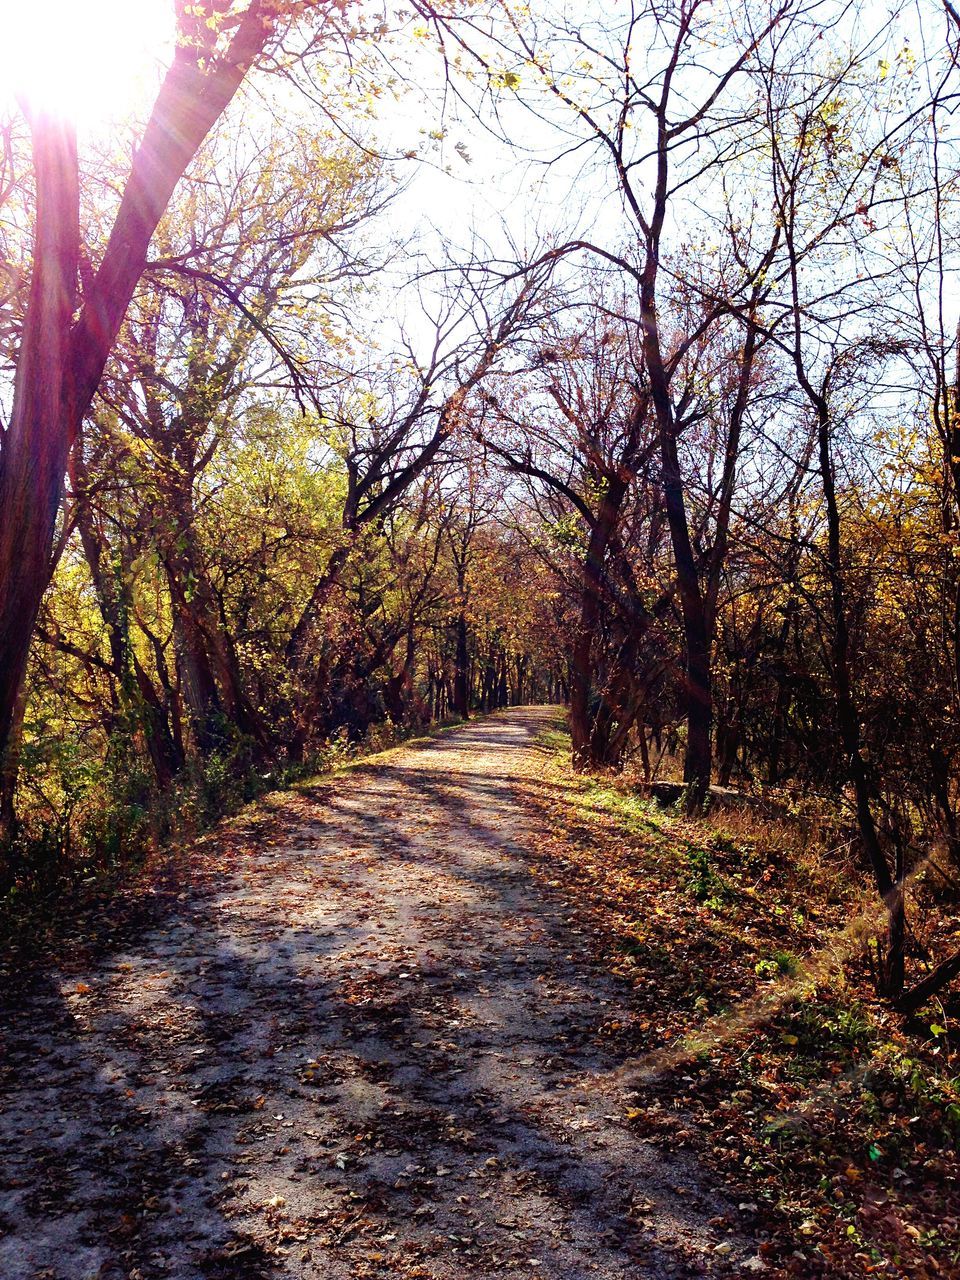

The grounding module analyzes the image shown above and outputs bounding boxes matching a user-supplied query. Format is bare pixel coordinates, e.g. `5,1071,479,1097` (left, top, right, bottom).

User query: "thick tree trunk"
640,256,712,810
0,3,275,776
662,429,712,809
570,474,627,768
0,112,79,804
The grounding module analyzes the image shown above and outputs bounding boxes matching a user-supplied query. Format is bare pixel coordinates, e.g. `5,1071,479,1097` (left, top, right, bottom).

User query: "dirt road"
0,708,763,1279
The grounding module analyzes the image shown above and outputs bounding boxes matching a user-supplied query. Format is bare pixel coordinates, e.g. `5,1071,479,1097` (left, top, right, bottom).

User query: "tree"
96,127,384,757
479,295,668,767
0,0,316,843
283,257,553,752
413,0,797,804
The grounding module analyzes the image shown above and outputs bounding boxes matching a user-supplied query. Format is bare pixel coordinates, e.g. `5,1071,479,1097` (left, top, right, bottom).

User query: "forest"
1,0,960,1276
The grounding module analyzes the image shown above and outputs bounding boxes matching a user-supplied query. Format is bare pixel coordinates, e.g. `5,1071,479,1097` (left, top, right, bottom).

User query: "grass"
523,716,960,1279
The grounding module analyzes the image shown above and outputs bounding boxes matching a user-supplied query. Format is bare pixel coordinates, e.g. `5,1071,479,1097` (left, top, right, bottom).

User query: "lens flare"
0,0,172,126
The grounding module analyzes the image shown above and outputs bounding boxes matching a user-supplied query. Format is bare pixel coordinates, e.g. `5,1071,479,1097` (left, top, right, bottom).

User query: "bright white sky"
0,0,954,368
0,0,582,236
0,0,171,126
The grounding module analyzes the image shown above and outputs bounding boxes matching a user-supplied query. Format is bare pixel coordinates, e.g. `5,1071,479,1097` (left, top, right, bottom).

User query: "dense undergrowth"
517,720,960,1278
0,715,463,964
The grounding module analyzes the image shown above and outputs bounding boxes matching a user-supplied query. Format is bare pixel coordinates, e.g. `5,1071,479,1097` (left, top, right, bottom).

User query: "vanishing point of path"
0,708,764,1279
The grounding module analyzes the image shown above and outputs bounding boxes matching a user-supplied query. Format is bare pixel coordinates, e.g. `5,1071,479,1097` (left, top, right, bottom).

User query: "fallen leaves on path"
0,711,761,1280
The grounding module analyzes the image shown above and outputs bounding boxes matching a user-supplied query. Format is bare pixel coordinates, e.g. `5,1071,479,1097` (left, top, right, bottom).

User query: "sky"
0,0,956,526
0,0,607,253
0,0,172,126
0,0,956,377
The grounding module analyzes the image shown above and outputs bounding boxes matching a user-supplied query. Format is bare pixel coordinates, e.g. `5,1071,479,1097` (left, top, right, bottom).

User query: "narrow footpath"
0,708,762,1279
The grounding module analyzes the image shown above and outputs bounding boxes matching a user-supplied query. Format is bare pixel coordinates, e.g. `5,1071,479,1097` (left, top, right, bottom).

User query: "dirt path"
0,708,764,1279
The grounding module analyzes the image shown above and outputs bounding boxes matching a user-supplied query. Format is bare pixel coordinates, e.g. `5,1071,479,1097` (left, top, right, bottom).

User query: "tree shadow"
0,709,756,1278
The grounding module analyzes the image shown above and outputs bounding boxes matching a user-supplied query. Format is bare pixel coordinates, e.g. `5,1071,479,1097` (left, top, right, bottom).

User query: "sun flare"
0,0,172,126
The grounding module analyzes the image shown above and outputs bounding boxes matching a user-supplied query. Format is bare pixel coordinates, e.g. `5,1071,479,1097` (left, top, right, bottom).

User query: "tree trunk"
452,610,470,718
131,653,182,788
0,681,29,864
72,448,184,785
161,482,265,749
0,111,79,797
660,428,712,809
570,474,627,768
640,248,712,809
815,395,903,995
0,3,276,773
171,597,225,752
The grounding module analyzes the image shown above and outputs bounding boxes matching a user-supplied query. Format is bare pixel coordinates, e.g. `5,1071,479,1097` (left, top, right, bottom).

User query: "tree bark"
658,421,712,808
640,241,712,809
451,558,470,720
0,1,275,776
161,488,265,750
570,474,627,768
815,392,903,994
0,110,79,795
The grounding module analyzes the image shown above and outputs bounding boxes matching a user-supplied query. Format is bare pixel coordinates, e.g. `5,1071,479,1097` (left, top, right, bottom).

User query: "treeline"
0,95,563,890
0,117,564,865
2,0,960,1007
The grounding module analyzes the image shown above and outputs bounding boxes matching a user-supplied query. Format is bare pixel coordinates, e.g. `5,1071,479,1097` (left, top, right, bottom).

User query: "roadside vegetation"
516,720,960,1277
